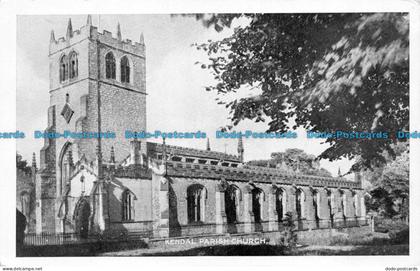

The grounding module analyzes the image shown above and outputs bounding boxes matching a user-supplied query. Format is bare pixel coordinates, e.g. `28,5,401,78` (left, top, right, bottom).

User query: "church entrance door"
75,199,91,239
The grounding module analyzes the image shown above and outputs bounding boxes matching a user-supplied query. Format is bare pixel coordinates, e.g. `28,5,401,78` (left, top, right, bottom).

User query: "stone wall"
35,173,56,234
154,174,366,238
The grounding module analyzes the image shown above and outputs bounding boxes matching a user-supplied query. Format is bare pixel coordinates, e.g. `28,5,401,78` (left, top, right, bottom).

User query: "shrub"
389,228,409,244
277,212,297,249
375,218,408,233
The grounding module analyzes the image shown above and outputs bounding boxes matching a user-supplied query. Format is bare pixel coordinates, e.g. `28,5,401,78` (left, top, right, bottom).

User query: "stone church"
35,16,367,239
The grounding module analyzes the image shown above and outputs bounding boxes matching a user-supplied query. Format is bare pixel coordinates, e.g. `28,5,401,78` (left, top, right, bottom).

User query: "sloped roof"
164,161,361,189
147,142,240,162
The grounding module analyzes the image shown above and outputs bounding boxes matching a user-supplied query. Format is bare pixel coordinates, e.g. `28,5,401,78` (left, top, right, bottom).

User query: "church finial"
110,146,116,164
86,14,92,26
32,152,37,168
140,32,145,45
50,30,56,43
206,138,211,151
117,22,122,41
238,136,244,163
66,18,73,39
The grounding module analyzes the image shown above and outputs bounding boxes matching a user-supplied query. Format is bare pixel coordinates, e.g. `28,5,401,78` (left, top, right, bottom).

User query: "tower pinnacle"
66,18,73,39
32,152,37,168
50,30,56,43
206,138,211,151
140,32,145,45
86,14,92,26
117,22,122,41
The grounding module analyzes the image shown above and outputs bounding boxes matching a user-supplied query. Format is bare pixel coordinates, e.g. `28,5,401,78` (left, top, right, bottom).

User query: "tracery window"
276,188,286,222
122,190,134,221
295,188,305,219
187,184,206,223
252,188,264,223
225,185,241,223
69,51,78,79
59,55,68,82
105,52,116,79
120,56,130,83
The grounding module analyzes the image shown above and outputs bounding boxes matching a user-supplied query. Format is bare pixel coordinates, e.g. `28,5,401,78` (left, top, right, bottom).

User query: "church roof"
147,142,241,162
164,160,361,189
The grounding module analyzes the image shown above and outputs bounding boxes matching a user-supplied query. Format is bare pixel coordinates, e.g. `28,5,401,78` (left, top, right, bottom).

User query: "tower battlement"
49,16,145,57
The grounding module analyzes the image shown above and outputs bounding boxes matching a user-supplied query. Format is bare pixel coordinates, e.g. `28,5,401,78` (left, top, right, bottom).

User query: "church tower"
36,16,146,233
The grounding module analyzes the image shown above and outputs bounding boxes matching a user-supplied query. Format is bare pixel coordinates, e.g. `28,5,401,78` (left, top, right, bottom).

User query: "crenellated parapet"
95,29,145,58
49,16,145,58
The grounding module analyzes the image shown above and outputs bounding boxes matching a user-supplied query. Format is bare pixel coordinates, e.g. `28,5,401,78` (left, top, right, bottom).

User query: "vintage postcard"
1,0,420,270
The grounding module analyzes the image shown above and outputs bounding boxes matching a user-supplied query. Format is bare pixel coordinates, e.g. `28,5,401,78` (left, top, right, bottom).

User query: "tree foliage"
247,148,332,177
16,153,31,174
364,142,409,219
194,13,409,170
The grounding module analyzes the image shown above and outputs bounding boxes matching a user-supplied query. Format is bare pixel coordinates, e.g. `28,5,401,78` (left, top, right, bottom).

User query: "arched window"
187,184,206,223
59,143,72,196
122,190,134,221
252,187,264,223
225,185,241,223
105,52,116,79
59,55,68,82
120,56,130,83
69,52,78,79
276,188,287,222
295,188,305,219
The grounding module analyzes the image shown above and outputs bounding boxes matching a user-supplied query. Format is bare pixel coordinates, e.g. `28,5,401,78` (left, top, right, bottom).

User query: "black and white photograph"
1,0,420,270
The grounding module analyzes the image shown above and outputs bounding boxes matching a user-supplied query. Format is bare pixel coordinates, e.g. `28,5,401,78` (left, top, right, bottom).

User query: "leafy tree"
16,153,31,174
364,142,409,220
277,212,297,249
247,148,332,177
193,13,408,171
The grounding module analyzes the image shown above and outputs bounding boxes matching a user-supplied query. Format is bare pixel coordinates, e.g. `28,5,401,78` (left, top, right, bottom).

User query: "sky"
16,14,353,178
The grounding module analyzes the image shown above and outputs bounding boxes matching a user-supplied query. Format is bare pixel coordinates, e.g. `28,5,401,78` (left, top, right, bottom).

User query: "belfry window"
59,55,68,82
122,190,134,221
120,56,130,83
69,52,78,79
105,52,116,79
187,184,206,223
